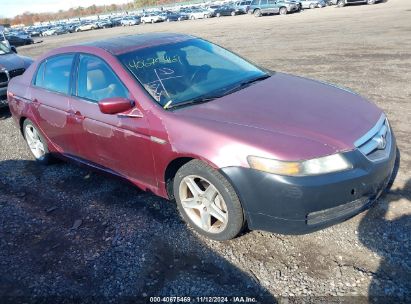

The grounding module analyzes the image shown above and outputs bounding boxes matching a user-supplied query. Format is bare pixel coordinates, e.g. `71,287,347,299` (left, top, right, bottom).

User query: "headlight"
247,154,352,176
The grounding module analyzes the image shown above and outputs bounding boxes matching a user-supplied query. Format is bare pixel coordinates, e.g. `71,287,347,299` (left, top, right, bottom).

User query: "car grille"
354,114,391,162
8,68,25,79
0,71,8,84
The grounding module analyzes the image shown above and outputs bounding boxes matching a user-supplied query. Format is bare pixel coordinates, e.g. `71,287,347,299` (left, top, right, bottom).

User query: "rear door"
68,53,156,186
260,0,270,13
270,0,279,13
30,53,77,154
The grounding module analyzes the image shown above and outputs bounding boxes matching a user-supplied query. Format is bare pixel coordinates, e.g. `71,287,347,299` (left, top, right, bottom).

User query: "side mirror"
98,97,133,114
11,46,17,53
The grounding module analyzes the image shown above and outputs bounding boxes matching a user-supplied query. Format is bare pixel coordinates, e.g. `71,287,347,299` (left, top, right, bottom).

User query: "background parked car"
0,43,32,107
337,0,380,6
235,1,253,14
187,9,211,20
161,11,188,22
75,22,98,32
120,16,140,26
4,34,34,47
96,19,114,28
298,0,323,8
249,0,300,16
141,13,164,24
213,5,239,17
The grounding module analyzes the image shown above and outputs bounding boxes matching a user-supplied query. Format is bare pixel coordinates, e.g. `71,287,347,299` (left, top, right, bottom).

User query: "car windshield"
118,38,267,108
0,42,11,55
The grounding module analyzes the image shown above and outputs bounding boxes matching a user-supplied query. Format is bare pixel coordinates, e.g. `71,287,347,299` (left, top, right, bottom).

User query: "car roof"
77,33,195,56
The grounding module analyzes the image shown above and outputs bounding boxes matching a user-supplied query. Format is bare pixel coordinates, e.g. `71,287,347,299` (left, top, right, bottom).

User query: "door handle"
69,110,85,121
74,111,85,120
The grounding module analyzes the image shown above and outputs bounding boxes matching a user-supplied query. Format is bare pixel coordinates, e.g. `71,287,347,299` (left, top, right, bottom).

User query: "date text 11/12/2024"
149,296,258,303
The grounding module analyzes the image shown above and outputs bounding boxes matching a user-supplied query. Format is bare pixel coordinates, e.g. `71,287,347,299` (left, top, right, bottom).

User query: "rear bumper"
220,135,397,235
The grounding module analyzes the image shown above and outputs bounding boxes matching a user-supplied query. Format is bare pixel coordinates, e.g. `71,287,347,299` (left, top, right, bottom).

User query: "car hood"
175,72,382,158
0,53,33,71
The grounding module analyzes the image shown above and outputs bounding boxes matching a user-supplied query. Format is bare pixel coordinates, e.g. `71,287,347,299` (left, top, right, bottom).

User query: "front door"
69,54,156,187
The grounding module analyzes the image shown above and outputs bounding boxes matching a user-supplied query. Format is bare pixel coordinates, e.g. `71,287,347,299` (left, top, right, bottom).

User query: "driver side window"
77,54,129,102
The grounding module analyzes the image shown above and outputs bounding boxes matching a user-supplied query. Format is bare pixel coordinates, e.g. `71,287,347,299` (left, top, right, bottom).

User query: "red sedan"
7,33,397,240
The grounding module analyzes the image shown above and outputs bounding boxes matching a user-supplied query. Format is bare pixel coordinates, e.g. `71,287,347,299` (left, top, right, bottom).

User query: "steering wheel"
190,64,211,84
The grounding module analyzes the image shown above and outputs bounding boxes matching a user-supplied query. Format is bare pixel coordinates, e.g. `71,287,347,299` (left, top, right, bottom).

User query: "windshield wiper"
165,74,270,110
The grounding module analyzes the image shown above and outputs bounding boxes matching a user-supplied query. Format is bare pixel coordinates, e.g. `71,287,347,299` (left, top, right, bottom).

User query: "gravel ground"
1,0,411,302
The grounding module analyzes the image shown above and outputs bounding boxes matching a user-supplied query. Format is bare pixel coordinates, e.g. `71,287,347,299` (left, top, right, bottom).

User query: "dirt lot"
1,0,410,302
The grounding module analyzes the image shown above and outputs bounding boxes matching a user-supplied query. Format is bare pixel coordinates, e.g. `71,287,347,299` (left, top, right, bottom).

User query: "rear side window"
34,54,74,94
76,54,129,102
260,0,268,5
251,0,259,5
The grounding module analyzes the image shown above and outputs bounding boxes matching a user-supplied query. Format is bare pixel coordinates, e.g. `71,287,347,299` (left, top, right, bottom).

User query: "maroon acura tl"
7,33,397,240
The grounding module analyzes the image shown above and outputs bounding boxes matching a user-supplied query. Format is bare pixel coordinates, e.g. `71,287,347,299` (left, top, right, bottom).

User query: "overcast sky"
1,0,132,18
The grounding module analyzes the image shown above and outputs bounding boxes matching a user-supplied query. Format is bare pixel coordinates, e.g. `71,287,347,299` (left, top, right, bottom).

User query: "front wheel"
254,9,262,17
279,7,288,15
309,3,316,9
367,0,376,4
216,12,221,17
23,119,51,165
337,0,345,7
231,11,236,16
174,160,245,241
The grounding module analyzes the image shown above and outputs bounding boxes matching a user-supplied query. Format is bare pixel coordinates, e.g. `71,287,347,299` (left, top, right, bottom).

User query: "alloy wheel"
25,124,46,159
179,175,228,234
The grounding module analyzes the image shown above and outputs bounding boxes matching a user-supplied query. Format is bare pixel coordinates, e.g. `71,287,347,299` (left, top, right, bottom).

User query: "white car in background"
141,14,164,24
75,23,98,32
120,16,141,26
41,28,57,36
188,9,211,20
299,0,323,8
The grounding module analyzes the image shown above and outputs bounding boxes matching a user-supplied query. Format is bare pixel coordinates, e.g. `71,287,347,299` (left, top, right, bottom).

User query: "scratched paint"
38,106,66,128
83,119,114,138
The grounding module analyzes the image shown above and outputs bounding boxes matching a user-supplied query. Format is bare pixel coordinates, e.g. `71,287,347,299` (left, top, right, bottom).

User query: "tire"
309,3,316,9
142,20,146,24
191,16,195,20
216,12,221,17
23,119,51,165
337,0,345,7
254,9,262,17
151,19,155,24
279,7,288,15
178,17,182,21
367,0,376,4
174,160,245,241
231,11,236,16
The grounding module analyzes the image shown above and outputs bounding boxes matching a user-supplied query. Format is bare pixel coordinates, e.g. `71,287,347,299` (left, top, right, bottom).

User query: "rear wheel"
151,19,155,24
142,20,146,24
216,12,221,17
23,119,51,165
231,11,236,16
337,0,345,7
279,7,288,15
254,9,262,17
174,160,245,241
367,0,376,4
191,15,195,20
